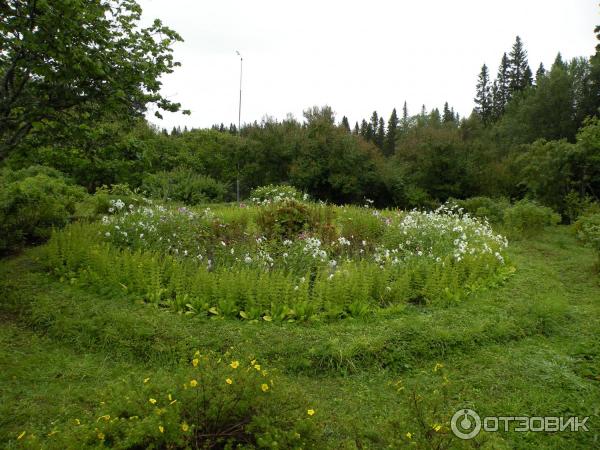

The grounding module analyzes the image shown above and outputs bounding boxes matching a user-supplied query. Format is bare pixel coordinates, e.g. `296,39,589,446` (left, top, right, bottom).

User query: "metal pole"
236,51,243,202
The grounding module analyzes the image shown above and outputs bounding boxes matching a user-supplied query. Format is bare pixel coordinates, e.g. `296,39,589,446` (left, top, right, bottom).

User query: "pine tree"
341,116,350,132
360,119,370,140
353,121,360,135
508,36,532,95
429,108,441,127
474,64,492,125
385,108,399,156
376,117,385,150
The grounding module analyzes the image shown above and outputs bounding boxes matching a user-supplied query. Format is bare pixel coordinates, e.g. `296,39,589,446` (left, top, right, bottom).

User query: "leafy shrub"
574,213,600,269
0,167,86,254
250,184,308,205
23,351,320,449
563,191,600,223
75,184,146,220
503,200,560,237
141,169,228,205
256,199,313,240
454,196,510,224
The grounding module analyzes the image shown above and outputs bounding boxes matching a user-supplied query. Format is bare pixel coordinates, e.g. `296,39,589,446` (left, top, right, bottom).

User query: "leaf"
208,307,219,315
262,315,272,322
239,311,248,319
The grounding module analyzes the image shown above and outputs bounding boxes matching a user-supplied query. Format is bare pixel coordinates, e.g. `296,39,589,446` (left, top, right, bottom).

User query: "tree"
493,53,510,116
385,108,398,156
535,63,546,85
0,0,188,160
375,117,385,150
442,102,454,124
401,101,409,132
474,64,492,125
353,121,360,135
370,111,379,137
508,36,532,95
340,115,351,132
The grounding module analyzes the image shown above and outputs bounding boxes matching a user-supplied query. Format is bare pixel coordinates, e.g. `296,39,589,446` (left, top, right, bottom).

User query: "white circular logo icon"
451,409,481,440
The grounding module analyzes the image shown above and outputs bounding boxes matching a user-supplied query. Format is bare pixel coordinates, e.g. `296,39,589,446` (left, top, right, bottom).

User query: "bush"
503,200,560,237
249,184,308,205
454,196,510,224
24,351,320,449
574,213,600,269
256,199,313,240
0,167,86,254
141,169,228,205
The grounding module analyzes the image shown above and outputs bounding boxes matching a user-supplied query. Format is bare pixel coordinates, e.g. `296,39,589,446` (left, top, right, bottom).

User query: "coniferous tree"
535,63,546,85
353,122,360,135
442,102,454,123
385,108,399,156
341,116,351,132
401,101,409,132
370,111,379,136
360,119,370,140
474,64,492,125
494,53,511,114
508,36,532,95
429,108,441,127
376,117,385,150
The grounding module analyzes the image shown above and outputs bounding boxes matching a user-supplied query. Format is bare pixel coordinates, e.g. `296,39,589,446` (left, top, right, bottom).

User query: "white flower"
105,232,111,237
244,255,252,264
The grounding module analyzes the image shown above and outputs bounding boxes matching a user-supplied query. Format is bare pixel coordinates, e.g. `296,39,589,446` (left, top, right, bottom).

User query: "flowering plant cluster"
249,184,309,205
21,351,320,448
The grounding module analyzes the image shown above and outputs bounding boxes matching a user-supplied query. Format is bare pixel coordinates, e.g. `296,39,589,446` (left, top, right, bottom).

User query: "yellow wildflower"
17,431,26,440
433,424,442,432
406,432,412,439
190,379,198,387
149,398,157,405
307,409,315,416
192,358,199,367
261,383,269,392
97,432,105,440
181,422,189,432
230,360,240,369
251,359,257,365
74,419,81,425
226,378,233,385
254,364,261,371
194,350,200,358
159,425,164,433
143,377,150,384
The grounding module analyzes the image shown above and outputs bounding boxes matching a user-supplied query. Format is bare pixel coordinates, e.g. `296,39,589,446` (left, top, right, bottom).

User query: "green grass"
0,226,599,448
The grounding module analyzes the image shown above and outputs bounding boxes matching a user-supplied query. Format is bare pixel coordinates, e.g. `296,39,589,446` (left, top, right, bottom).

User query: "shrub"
256,199,313,240
455,196,510,224
141,169,228,205
75,184,146,220
503,200,560,237
24,351,320,449
574,213,600,269
249,184,308,205
0,167,86,254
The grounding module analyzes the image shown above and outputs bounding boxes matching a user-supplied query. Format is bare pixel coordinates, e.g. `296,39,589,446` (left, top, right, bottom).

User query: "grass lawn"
1,226,598,448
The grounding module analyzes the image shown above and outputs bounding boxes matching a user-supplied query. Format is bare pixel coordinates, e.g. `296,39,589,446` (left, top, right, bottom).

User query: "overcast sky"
140,0,598,130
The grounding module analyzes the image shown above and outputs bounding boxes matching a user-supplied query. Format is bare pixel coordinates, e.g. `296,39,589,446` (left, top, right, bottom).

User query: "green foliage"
454,196,510,224
256,199,312,240
574,213,600,269
0,166,86,254
141,169,228,204
503,200,560,237
250,184,307,204
0,0,187,159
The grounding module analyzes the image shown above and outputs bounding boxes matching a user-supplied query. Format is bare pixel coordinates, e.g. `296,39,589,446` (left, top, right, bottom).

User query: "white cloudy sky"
140,0,598,130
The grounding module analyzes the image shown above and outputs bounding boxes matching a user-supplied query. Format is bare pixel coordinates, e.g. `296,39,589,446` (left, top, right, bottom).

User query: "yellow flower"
149,398,157,405
143,377,150,384
97,432,105,440
433,363,444,372
307,409,315,416
159,425,164,433
261,383,269,392
433,424,442,432
226,378,233,385
230,360,240,369
406,432,412,439
181,422,189,432
194,350,200,358
251,359,257,365
254,364,261,371
190,379,198,387
192,358,199,367
74,419,81,425
17,431,26,440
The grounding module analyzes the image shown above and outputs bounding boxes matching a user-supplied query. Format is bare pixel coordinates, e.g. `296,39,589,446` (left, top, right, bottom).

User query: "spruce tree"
535,63,546,85
353,122,360,135
360,119,370,140
385,108,399,156
376,117,385,150
474,64,492,125
341,116,351,132
401,101,409,132
442,102,454,123
494,53,510,115
508,36,532,94
370,111,379,136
